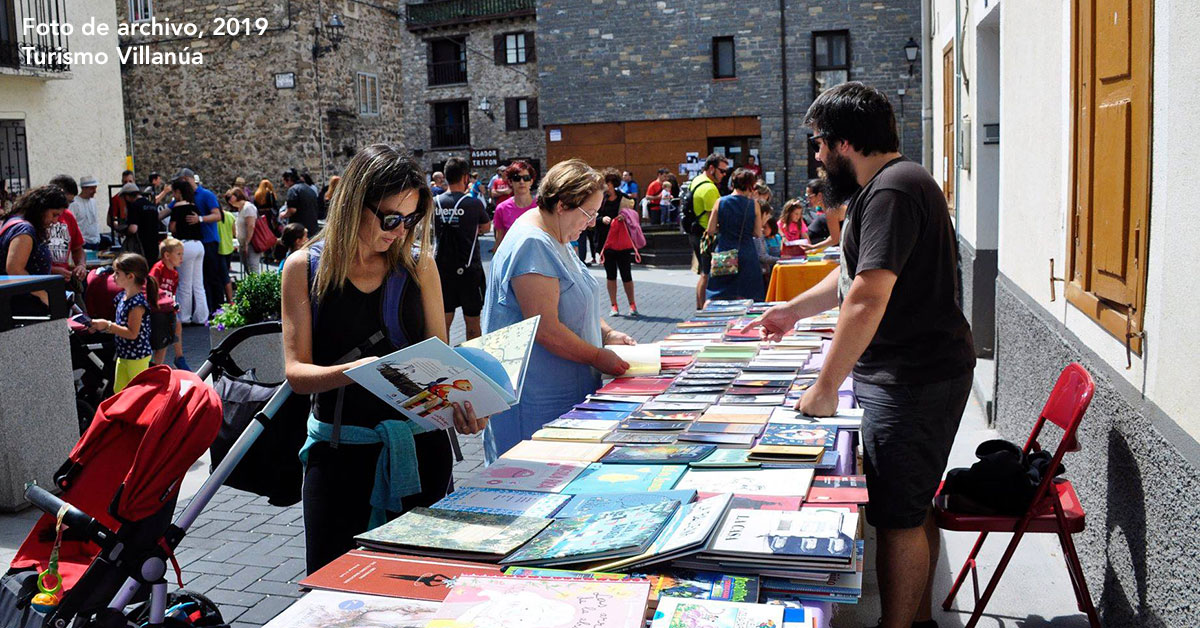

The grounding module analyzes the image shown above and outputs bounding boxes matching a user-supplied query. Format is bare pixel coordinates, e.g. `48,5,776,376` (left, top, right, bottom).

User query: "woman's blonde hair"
309,143,433,303
253,179,276,207
536,158,603,214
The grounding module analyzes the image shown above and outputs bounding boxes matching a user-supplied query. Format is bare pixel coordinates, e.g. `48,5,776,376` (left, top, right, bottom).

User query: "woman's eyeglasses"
369,205,423,231
575,205,598,222
510,174,533,182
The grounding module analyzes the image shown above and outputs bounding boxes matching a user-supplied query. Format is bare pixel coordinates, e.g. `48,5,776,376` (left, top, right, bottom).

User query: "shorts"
689,232,712,276
603,248,634,282
440,266,486,317
150,310,178,350
854,373,973,529
114,356,152,393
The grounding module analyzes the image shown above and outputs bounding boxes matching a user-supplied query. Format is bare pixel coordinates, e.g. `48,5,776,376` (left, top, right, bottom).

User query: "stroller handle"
24,484,113,547
197,321,283,381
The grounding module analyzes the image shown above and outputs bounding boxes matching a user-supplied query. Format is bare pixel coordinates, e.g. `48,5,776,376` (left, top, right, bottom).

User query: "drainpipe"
953,0,962,245
779,0,790,198
921,0,933,170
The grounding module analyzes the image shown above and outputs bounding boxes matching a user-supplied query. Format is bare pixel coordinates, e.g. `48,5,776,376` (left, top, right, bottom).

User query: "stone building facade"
538,0,922,200
117,0,408,192
398,0,543,181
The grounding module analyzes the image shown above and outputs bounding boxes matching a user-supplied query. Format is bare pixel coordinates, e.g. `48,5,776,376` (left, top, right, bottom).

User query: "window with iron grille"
1,0,71,72
128,0,153,22
0,120,30,197
427,36,467,86
812,31,850,97
431,100,470,148
505,97,538,131
712,36,735,79
357,72,379,116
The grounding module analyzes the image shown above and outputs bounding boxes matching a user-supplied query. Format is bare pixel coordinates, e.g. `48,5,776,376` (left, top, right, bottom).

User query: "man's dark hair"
703,153,728,171
804,81,900,156
148,172,162,183
806,178,828,198
121,169,133,178
444,157,470,185
48,174,78,196
657,168,670,175
171,178,195,204
282,169,299,183
301,173,315,186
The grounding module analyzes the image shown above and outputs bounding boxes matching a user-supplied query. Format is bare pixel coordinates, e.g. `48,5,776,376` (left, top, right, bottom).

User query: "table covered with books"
765,258,839,301
267,301,868,628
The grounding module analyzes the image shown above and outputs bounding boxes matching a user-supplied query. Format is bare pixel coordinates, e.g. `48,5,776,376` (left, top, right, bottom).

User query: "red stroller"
0,323,292,628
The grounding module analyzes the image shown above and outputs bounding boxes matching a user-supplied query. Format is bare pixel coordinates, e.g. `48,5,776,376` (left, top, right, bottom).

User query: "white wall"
0,0,126,227
999,0,1200,439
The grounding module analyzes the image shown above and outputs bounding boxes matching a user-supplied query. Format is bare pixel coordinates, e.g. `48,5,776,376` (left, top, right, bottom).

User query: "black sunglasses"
510,174,533,182
369,205,423,231
809,132,829,152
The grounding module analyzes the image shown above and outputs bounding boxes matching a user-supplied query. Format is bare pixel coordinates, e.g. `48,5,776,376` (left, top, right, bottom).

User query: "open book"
344,317,539,432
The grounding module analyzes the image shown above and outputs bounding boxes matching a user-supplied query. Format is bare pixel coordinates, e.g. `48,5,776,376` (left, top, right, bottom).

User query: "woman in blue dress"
481,158,636,462
704,168,765,302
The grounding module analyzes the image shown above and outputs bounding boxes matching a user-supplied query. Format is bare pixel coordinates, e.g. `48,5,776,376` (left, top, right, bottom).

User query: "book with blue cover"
555,489,697,518
562,463,687,495
559,409,633,422
431,488,571,518
760,422,839,448
500,500,681,566
601,444,716,465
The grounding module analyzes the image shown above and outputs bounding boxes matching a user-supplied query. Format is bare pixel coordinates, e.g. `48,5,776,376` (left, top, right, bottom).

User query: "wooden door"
943,43,955,210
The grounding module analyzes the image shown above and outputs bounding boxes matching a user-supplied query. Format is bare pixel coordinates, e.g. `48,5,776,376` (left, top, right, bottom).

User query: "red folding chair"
933,363,1101,628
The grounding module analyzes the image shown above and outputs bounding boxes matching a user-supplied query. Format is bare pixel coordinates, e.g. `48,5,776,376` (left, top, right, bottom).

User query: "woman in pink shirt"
491,160,537,249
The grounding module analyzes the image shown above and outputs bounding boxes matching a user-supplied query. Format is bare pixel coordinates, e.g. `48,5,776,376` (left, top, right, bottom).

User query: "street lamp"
904,37,919,77
312,14,345,59
478,96,494,121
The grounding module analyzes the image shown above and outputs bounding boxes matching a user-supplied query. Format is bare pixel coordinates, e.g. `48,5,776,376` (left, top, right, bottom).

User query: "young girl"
278,223,309,272
90,253,158,392
150,238,190,370
779,198,807,259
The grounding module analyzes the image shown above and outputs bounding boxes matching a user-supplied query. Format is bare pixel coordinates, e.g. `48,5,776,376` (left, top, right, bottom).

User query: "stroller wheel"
124,589,227,627
76,398,97,435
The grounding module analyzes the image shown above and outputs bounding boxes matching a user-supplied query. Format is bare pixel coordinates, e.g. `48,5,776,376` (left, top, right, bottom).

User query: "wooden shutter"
528,98,539,129
1067,0,1151,350
526,32,536,62
505,97,518,131
942,43,955,209
494,34,505,64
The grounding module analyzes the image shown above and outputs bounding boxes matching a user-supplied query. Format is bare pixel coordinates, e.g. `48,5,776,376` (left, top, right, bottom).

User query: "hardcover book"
557,409,632,422
674,468,814,497
262,590,439,628
532,427,611,442
725,386,789,396
428,575,651,628
595,494,733,571
554,489,697,518
629,410,704,422
675,432,757,448
641,401,714,411
500,500,681,566
698,406,772,424
298,551,503,600
604,431,680,445
544,418,621,431
596,377,674,395
688,449,760,469
747,444,825,463
759,423,839,448
431,488,572,518
769,407,864,427
655,393,724,404
501,440,613,464
562,463,687,494
707,507,857,566
686,422,766,436
354,508,551,559
457,459,587,493
574,400,644,412
719,394,787,406
588,393,660,404
619,420,693,431
650,597,784,628
601,444,716,464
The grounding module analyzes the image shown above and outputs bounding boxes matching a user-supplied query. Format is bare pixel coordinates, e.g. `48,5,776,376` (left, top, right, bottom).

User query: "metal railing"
427,58,467,86
406,0,535,30
0,0,71,72
430,122,470,148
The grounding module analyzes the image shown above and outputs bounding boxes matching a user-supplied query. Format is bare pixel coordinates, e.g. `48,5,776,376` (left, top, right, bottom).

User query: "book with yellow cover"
502,439,613,464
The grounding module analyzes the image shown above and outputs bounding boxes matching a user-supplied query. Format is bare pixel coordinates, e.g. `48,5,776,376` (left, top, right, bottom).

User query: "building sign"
471,149,499,168
549,129,562,142
274,72,296,89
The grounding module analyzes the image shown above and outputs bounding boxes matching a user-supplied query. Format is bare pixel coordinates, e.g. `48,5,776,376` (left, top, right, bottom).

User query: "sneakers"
174,356,192,371
629,304,640,317
610,305,620,316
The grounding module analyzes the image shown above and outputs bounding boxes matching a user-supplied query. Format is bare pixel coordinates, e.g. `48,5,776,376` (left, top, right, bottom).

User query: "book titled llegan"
298,550,503,600
354,508,551,561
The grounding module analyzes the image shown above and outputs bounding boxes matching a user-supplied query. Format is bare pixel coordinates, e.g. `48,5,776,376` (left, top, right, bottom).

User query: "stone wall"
397,16,544,177
537,0,922,199
118,0,408,191
995,274,1200,627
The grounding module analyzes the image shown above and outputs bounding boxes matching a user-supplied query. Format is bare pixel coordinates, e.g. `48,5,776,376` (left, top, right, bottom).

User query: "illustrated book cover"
353,508,551,559
500,500,681,566
427,575,651,628
298,550,503,600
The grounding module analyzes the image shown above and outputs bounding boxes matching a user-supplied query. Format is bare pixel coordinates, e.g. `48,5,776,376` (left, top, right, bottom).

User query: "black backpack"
680,179,715,236
940,439,1066,516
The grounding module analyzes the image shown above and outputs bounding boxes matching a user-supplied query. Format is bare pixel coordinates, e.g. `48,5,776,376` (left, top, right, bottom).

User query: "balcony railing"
406,0,535,31
0,0,71,73
427,58,467,86
431,122,470,149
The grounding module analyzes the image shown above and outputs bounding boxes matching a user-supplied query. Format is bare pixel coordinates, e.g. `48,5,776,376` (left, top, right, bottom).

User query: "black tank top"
313,275,425,428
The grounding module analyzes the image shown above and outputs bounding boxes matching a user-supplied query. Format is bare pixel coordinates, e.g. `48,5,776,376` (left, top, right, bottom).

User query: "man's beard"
821,151,860,207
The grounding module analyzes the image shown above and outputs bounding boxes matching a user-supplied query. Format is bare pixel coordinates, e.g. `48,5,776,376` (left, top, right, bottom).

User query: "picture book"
558,409,632,422
805,475,869,504
686,422,765,436
596,494,733,571
588,393,659,404
554,489,697,518
428,575,651,628
561,463,687,494
769,407,864,427
501,440,613,464
298,551,503,600
574,400,644,412
502,566,628,580
707,507,857,566
727,494,804,511
674,468,814,497
638,571,760,606
354,508,551,559
545,418,621,431
666,386,729,395
650,597,784,628
607,343,662,377
698,406,772,424
629,410,704,422
747,444,825,463
457,459,587,493
656,393,723,404
675,377,738,385
262,590,439,628
619,420,693,431
642,401,714,411
759,423,839,448
760,450,839,471
719,394,787,406
532,427,611,443
500,500,680,566
344,319,537,432
596,377,674,395
601,444,716,464
675,432,757,448
732,374,797,386
604,431,680,445
688,449,760,469
431,487,571,518
725,386,789,396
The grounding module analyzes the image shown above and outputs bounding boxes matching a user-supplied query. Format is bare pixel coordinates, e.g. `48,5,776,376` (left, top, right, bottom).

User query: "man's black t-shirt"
433,191,489,274
838,157,975,385
170,202,204,241
286,184,320,236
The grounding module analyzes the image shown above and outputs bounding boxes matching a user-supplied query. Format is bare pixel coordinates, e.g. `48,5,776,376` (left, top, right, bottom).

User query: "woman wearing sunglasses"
491,160,537,249
281,144,489,574
480,158,636,463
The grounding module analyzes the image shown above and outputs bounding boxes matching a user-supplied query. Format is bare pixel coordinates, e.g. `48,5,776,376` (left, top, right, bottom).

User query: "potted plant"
208,270,285,382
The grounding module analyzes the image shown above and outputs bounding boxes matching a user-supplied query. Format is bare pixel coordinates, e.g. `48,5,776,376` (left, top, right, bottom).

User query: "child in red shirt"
149,238,190,370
